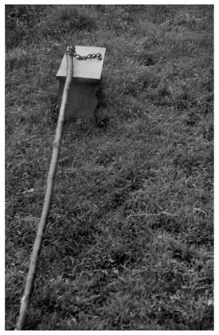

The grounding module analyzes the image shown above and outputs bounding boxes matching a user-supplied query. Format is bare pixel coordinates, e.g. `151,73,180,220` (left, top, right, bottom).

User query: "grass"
5,5,214,330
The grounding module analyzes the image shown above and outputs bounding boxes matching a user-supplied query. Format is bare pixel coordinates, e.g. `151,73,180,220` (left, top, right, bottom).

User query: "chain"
66,45,102,60
73,49,102,61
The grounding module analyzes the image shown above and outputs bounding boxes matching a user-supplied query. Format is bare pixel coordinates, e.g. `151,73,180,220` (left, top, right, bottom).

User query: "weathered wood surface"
56,46,106,83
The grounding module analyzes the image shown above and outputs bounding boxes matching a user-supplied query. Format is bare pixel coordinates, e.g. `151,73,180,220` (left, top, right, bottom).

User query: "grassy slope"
5,5,213,330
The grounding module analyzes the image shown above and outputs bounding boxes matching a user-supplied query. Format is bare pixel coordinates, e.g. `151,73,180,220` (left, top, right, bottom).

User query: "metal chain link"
73,49,102,61
66,45,102,60
66,45,75,56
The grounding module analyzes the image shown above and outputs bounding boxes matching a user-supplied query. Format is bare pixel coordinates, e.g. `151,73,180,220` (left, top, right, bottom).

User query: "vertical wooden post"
15,45,74,330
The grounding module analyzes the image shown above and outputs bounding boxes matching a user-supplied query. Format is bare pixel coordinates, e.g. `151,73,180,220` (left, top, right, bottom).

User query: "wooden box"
56,46,106,120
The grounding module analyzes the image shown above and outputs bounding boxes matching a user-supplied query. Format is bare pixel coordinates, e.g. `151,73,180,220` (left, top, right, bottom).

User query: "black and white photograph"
5,2,214,331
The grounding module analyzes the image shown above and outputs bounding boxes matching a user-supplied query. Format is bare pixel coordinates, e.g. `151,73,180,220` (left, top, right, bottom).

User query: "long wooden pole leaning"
15,45,74,331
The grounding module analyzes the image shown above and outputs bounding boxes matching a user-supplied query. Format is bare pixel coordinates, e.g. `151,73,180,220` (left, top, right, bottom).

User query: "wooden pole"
15,45,74,330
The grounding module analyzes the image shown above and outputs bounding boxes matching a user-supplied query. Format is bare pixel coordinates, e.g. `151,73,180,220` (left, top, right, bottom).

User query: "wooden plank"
56,46,106,83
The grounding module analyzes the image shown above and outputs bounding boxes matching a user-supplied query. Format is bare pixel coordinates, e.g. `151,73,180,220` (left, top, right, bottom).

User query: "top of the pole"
66,45,75,56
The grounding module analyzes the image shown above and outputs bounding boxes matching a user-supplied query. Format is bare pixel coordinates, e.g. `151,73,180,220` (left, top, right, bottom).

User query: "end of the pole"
15,295,28,330
66,45,75,56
